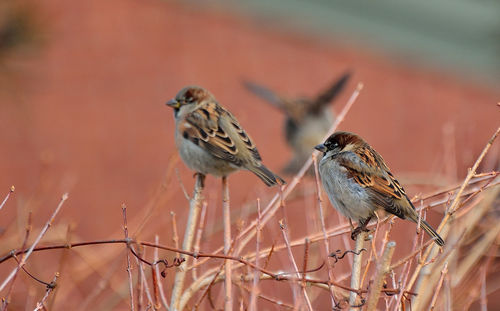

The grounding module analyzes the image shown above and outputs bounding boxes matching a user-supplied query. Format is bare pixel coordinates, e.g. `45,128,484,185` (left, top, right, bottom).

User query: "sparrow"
166,86,285,187
315,131,445,246
243,71,351,174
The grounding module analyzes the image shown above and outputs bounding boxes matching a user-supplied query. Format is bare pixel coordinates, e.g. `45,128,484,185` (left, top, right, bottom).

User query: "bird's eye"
333,142,339,148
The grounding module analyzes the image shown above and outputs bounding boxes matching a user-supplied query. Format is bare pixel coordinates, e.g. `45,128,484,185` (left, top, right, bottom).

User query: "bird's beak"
166,99,180,109
314,143,327,152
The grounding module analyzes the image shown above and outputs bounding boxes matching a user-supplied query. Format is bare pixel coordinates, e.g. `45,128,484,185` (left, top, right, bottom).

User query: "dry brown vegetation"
1,84,499,310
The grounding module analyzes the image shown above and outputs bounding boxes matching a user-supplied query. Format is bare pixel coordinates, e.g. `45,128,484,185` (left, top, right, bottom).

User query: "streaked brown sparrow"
166,86,285,187
315,131,445,246
243,71,351,174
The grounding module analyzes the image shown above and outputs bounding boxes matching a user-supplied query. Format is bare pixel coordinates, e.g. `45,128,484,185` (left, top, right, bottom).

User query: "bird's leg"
193,172,206,188
349,218,355,231
351,216,372,241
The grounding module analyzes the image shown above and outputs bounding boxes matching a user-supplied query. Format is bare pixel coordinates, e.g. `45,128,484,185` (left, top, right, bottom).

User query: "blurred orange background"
0,0,498,309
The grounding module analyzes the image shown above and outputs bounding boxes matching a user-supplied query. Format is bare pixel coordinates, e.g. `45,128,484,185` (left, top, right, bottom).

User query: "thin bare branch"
249,199,262,311
366,241,396,311
192,201,208,280
171,212,179,250
0,193,68,292
222,176,233,311
122,204,135,311
153,235,169,310
135,246,155,310
280,220,313,311
0,186,14,212
170,173,204,310
429,262,448,311
349,232,367,310
33,273,59,311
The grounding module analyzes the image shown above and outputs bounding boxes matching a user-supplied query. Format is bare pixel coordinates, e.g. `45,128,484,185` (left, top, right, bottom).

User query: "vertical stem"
222,176,233,311
170,174,204,310
192,201,208,280
122,205,135,311
137,247,144,311
154,235,170,309
429,262,448,311
349,232,366,310
366,241,396,311
249,198,262,311
280,221,313,311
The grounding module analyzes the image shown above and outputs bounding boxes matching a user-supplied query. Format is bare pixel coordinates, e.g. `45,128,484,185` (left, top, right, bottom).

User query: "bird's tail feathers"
418,219,445,246
249,165,286,187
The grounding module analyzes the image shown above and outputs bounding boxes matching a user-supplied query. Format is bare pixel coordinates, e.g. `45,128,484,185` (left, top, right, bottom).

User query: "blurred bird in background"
243,71,351,174
0,1,37,61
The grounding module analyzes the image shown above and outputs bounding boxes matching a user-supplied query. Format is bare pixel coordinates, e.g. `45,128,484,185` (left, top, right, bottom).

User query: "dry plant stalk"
0,186,14,212
279,220,313,310
153,235,170,309
429,261,448,310
171,211,179,249
170,173,204,310
192,201,208,280
249,198,262,311
1,211,32,310
134,246,155,308
366,241,396,311
409,126,500,309
122,204,135,311
33,273,59,311
222,176,233,311
0,193,68,293
349,231,367,310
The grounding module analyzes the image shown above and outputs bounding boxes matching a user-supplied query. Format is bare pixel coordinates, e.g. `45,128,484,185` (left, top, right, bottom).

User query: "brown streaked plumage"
243,71,351,174
166,86,285,187
315,131,445,246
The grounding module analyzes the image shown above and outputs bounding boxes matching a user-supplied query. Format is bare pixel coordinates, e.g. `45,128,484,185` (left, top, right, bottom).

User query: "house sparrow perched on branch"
166,86,285,187
243,71,351,174
315,131,445,246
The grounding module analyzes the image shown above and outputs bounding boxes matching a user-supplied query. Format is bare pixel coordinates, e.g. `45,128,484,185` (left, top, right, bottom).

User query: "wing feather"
180,101,262,166
336,147,410,218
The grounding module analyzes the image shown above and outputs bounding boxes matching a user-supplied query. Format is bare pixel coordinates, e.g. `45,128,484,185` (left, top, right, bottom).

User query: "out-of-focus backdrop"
0,0,498,309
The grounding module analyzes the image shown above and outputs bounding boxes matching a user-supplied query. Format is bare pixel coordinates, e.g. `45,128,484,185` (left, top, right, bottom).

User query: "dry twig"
122,204,135,311
366,241,396,311
170,173,204,310
222,176,232,311
429,262,448,310
33,273,59,311
349,232,367,310
0,186,14,212
0,193,68,292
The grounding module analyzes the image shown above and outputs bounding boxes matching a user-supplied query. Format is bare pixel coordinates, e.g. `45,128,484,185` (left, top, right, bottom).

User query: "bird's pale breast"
319,155,374,221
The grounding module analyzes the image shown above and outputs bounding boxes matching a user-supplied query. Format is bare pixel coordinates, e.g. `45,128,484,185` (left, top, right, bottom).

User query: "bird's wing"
242,80,288,112
309,71,352,113
336,147,410,218
179,101,261,166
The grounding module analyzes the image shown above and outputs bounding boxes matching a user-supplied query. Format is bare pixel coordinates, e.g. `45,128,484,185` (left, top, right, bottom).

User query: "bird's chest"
319,158,372,220
174,124,236,176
